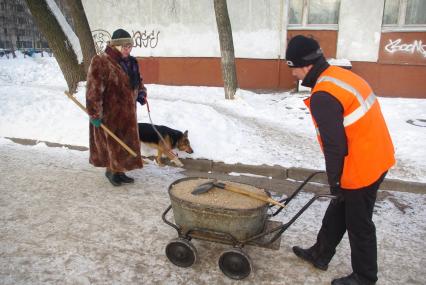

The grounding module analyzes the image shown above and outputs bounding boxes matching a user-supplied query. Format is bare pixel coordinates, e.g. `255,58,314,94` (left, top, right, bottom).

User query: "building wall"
82,0,426,98
0,0,41,49
0,0,72,50
337,0,384,62
84,0,286,59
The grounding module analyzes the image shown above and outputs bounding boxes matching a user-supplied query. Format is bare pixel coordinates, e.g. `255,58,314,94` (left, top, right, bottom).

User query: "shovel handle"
65,91,137,157
224,184,285,208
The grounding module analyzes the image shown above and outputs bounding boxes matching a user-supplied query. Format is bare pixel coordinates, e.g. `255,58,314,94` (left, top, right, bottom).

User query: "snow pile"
0,55,425,183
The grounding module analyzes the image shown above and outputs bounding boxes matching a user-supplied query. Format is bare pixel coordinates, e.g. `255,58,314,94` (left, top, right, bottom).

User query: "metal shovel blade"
191,181,219,195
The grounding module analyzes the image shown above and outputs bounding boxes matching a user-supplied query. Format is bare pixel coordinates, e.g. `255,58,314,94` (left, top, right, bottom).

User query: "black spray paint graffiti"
92,29,111,54
133,30,160,48
385,39,426,58
91,29,160,53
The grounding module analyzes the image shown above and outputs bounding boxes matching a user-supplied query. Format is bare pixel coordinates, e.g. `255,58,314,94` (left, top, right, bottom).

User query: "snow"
45,0,83,63
0,138,425,284
0,52,425,184
327,58,352,67
0,52,425,284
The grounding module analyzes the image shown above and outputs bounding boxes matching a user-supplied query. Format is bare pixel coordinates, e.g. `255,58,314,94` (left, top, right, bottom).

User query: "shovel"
65,91,138,157
192,181,285,208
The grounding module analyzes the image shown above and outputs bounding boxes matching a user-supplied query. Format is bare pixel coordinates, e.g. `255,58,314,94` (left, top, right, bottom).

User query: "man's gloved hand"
330,185,340,195
330,185,344,202
137,89,147,105
90,118,102,128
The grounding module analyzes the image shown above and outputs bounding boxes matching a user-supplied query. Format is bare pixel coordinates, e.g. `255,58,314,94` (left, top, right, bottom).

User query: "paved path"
1,140,425,284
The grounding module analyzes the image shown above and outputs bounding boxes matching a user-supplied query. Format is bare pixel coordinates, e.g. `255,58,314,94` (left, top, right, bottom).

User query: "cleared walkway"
1,139,425,284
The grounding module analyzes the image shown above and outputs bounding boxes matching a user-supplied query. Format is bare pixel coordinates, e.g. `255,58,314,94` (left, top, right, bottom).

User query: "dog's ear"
184,130,188,137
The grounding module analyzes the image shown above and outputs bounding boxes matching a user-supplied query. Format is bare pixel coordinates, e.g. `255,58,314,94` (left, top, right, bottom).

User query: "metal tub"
168,177,269,241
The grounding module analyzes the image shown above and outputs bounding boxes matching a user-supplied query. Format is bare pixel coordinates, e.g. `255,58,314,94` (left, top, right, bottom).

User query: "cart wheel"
218,248,252,280
165,238,197,268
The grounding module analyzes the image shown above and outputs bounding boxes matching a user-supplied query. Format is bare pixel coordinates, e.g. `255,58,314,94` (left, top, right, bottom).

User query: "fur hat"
285,35,324,68
109,29,134,46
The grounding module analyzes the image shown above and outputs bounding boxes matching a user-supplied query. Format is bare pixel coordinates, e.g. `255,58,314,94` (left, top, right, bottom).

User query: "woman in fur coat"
86,29,146,186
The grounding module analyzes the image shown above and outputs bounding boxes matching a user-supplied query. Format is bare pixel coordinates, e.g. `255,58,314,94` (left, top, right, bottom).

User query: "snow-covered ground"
1,53,426,183
0,51,425,285
0,139,425,284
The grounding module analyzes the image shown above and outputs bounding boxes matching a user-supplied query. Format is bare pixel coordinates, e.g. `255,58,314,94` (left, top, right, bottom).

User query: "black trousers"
314,172,387,283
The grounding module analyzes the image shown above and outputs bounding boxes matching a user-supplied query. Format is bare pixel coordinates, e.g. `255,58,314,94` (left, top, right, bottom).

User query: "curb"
5,137,426,194
179,158,426,194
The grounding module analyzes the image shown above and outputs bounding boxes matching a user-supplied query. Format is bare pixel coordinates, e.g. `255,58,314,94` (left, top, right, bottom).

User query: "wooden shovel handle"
65,91,137,157
224,184,285,208
99,124,137,157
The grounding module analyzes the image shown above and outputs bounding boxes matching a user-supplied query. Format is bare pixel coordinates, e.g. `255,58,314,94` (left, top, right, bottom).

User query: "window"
289,0,340,29
383,0,426,29
406,0,426,24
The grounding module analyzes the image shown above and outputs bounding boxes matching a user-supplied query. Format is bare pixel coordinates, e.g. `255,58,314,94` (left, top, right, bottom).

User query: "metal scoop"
192,181,285,208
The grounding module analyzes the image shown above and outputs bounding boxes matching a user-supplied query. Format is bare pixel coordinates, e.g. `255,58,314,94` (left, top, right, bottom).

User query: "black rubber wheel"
218,248,252,280
165,238,197,268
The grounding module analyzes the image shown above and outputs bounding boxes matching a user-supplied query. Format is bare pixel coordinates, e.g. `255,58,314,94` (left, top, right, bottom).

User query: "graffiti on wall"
133,30,160,48
91,29,160,54
385,39,426,58
92,29,111,54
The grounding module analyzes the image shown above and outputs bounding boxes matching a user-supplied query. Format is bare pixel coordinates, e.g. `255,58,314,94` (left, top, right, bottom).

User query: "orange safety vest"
304,66,395,189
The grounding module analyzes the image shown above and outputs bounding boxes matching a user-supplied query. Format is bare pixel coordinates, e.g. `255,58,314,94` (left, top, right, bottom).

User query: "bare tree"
24,0,86,92
65,0,96,74
214,0,238,100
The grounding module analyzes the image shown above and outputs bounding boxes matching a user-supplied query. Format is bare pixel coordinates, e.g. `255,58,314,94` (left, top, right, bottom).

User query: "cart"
162,171,334,280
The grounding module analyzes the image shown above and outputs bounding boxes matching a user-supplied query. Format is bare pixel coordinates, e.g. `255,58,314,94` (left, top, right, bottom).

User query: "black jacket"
302,58,348,187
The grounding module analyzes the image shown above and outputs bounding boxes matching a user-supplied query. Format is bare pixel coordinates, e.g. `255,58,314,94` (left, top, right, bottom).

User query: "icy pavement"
0,139,425,285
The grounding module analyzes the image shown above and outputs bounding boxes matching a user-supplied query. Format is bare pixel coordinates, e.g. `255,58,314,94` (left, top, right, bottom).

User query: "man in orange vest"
285,35,395,285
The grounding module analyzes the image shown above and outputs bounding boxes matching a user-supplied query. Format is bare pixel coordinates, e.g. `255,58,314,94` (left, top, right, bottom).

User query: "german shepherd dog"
138,123,193,166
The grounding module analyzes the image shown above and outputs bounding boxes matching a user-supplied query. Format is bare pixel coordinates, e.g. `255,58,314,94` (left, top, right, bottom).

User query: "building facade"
0,0,72,51
2,1,425,98
0,0,45,50
83,0,426,98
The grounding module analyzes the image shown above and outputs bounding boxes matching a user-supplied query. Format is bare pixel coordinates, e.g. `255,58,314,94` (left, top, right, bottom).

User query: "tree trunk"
25,0,85,93
214,0,238,100
65,0,96,74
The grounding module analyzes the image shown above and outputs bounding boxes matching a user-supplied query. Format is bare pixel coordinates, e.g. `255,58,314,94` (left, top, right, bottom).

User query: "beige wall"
83,0,426,97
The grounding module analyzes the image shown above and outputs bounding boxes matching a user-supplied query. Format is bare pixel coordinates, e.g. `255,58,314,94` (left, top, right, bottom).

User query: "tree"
24,0,95,93
65,0,96,74
214,0,238,100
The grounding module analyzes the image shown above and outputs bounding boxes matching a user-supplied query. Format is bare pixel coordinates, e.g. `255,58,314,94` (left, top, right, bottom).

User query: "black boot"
117,172,134,183
105,171,122,186
331,273,376,285
292,246,329,271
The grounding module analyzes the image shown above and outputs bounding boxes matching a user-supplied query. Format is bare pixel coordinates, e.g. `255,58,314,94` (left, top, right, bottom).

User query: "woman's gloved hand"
90,118,102,128
137,89,147,105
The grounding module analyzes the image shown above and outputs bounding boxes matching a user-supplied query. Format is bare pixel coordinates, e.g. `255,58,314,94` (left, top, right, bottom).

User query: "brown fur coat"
86,49,143,172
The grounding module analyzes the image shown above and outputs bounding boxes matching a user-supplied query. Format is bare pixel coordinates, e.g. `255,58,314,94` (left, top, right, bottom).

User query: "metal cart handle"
162,205,181,233
244,194,336,245
270,171,325,217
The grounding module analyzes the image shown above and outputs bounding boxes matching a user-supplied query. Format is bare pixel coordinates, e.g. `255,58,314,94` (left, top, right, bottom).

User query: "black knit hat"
110,29,134,46
285,35,324,68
